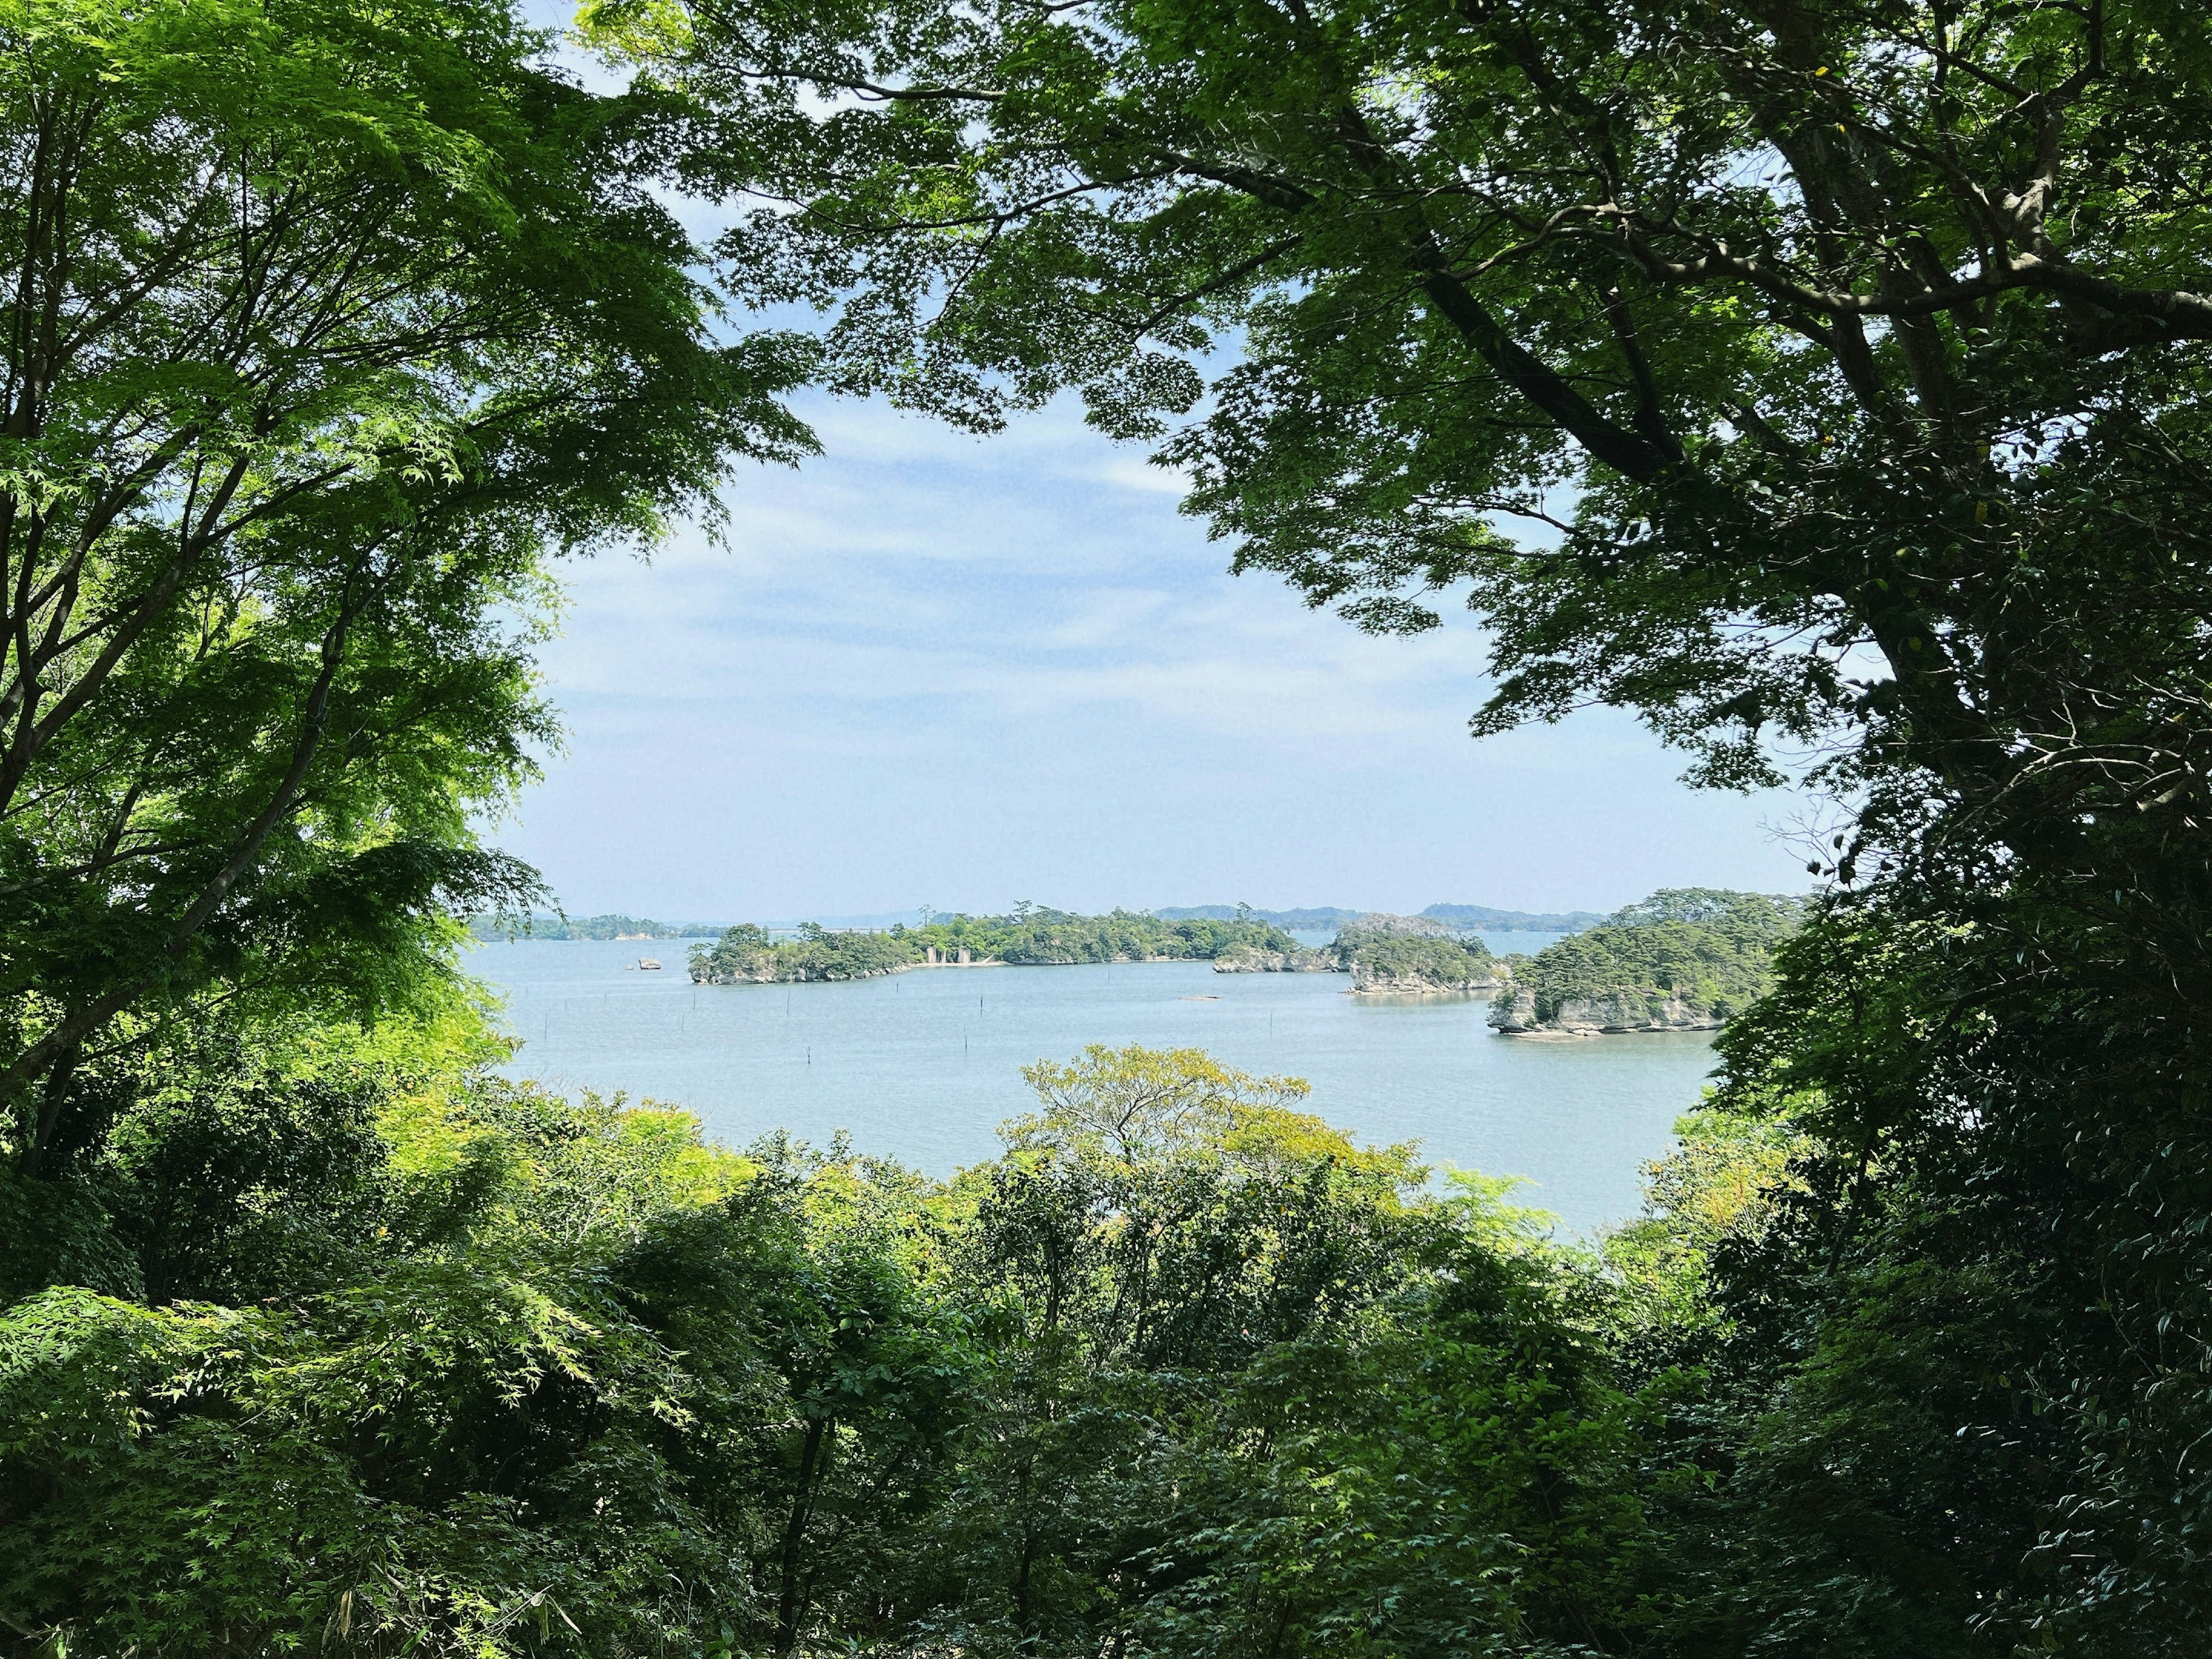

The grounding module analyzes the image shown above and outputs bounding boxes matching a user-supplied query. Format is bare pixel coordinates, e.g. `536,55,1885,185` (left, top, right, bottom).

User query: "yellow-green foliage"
1604,1106,1812,1346
1008,1042,1421,1188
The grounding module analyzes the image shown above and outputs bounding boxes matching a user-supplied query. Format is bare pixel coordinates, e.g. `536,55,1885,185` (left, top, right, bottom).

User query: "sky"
490,389,1820,925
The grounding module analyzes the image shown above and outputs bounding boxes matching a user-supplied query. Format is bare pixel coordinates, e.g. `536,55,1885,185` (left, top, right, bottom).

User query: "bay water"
470,938,1718,1236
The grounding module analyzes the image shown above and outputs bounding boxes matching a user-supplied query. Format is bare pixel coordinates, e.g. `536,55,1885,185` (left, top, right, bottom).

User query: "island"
1342,930,1506,994
688,907,1307,984
683,894,1802,1023
468,912,720,941
1487,889,1804,1036
1157,901,1604,934
1213,912,1509,994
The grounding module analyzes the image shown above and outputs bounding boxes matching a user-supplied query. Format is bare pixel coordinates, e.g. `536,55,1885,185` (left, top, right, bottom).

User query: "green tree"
0,1001,980,1659
1147,1179,1654,1659
598,0,2211,801
0,0,813,1175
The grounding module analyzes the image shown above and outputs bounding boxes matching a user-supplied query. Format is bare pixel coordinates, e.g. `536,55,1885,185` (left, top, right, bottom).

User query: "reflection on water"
469,938,1715,1236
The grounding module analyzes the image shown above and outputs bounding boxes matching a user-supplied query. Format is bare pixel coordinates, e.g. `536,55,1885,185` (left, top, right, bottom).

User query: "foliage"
468,914,721,942
588,21,2212,1639
1601,1108,1809,1370
919,908,1304,967
1331,911,1455,943
600,0,2212,816
0,1001,972,1659
0,1023,1688,1659
10,0,2212,1645
1156,903,1604,933
590,13,2212,1635
0,0,814,1171
1155,904,1370,929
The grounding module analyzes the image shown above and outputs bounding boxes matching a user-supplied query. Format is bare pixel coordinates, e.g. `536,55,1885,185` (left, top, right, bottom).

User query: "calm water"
469,939,1714,1235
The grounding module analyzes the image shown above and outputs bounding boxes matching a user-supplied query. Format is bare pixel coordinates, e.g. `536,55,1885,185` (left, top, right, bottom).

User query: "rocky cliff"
1351,956,1508,995
1211,944,1338,974
1487,986,1723,1035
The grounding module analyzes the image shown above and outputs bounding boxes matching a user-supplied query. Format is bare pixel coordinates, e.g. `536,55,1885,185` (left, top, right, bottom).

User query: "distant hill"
1157,903,1603,934
1419,903,1607,933
467,914,721,942
1154,905,1367,930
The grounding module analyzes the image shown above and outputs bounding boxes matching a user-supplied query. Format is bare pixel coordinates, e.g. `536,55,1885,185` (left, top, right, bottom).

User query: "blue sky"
491,388,1819,925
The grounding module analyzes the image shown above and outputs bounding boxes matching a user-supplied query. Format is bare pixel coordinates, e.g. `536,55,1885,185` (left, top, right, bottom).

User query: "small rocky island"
1339,916,1508,994
1346,934,1505,994
1487,889,1802,1036
1216,912,1507,994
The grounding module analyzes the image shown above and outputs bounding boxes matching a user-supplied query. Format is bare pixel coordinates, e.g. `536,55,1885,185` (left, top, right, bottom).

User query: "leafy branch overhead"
610,0,2212,817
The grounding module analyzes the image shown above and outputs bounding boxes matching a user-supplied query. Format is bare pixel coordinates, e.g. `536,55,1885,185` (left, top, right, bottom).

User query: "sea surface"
469,938,1717,1236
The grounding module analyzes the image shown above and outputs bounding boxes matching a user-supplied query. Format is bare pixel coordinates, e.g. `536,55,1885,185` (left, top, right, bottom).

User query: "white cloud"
498,391,1813,918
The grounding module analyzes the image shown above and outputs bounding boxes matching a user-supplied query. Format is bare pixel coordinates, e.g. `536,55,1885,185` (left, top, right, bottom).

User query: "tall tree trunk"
774,1415,829,1657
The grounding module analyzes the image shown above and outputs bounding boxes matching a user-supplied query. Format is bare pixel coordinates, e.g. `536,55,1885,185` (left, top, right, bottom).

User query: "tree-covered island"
1491,891,1805,1035
689,908,1306,983
468,914,720,942
1343,932,1505,995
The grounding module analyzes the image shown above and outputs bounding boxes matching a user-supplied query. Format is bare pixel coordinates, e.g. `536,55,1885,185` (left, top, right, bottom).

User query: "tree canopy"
599,0,2212,812
0,0,813,1172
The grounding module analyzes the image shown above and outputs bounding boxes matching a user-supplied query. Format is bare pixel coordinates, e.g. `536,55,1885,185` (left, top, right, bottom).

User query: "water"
469,940,1717,1236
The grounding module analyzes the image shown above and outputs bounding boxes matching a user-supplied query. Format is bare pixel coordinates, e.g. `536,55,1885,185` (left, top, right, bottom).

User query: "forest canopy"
571,3,2212,1637
2,1018,1703,1657
0,0,812,1177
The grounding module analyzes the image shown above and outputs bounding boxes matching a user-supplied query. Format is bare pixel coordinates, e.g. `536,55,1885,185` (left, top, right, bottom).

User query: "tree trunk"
774,1415,829,1657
